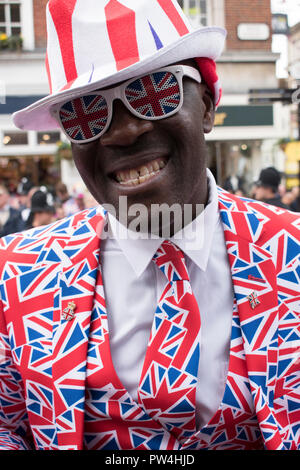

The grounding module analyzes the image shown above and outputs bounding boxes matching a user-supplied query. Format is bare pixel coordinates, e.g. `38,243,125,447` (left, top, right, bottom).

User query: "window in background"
2,131,28,145
177,0,208,26
0,2,21,36
37,132,61,145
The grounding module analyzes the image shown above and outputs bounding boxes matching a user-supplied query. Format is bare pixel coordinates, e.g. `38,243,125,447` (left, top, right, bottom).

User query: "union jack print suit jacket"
0,189,299,450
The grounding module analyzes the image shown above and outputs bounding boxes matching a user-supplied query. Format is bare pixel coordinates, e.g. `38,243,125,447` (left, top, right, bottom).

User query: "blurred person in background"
281,191,295,210
74,192,86,212
25,189,55,229
234,188,246,197
253,167,289,209
17,177,33,212
54,204,65,220
22,186,40,223
290,186,300,212
16,178,38,223
0,184,25,237
55,182,80,216
223,175,244,195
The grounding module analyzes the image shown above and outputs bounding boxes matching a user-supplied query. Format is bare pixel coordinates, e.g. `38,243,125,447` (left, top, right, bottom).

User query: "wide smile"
108,155,169,190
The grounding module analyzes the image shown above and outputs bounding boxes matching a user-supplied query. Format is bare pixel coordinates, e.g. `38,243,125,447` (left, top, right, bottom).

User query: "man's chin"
103,199,203,240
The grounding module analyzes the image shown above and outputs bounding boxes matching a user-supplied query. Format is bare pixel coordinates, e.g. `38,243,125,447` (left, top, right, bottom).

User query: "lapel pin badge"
247,275,266,284
62,301,77,321
247,291,260,309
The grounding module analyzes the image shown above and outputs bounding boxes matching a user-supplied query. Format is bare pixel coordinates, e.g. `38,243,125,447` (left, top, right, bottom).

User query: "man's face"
254,185,274,201
33,211,54,227
71,61,215,230
18,194,28,207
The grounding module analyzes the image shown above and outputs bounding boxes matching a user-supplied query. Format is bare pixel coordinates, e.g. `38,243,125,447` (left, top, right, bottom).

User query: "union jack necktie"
138,240,201,441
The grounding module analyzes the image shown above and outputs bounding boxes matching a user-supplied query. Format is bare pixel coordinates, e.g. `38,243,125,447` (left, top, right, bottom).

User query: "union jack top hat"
13,0,226,131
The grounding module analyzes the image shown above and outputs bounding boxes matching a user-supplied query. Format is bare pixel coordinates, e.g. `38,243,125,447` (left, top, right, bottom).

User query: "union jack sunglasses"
51,65,201,144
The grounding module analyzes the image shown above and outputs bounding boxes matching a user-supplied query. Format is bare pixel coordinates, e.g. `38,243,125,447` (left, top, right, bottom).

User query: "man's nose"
100,99,154,146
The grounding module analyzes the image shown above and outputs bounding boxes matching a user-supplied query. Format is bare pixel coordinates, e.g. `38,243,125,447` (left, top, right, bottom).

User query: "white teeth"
118,171,126,182
139,166,149,176
114,157,167,185
130,169,139,180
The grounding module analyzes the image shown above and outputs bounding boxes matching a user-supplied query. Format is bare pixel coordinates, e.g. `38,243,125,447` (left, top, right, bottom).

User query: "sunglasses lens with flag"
55,67,192,143
125,71,180,118
59,94,109,142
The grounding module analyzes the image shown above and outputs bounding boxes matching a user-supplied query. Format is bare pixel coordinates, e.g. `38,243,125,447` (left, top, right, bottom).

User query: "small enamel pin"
247,275,266,284
62,301,76,321
247,291,260,309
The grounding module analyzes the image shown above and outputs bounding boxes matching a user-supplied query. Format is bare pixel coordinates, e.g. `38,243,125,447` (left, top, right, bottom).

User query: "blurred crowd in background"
0,178,98,237
0,167,299,238
224,166,300,211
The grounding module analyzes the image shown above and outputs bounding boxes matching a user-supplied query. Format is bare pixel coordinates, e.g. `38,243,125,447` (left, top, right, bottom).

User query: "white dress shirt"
100,170,234,429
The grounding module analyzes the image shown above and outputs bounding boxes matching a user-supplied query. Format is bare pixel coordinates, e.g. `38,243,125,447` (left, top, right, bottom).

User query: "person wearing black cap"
25,189,55,229
254,167,288,209
17,177,33,208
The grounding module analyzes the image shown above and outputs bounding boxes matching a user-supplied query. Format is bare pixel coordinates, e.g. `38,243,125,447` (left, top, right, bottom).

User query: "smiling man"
70,58,214,236
0,0,299,452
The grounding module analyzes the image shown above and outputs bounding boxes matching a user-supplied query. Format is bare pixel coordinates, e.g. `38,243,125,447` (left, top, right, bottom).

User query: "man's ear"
202,87,215,134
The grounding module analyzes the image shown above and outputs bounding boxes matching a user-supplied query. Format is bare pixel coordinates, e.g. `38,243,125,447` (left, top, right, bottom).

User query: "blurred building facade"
288,19,300,140
0,0,80,194
0,0,291,194
179,0,290,193
285,20,300,189
288,21,300,86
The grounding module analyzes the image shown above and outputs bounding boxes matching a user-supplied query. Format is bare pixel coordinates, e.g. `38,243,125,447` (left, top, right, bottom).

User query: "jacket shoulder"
0,206,105,280
217,187,300,228
217,187,300,269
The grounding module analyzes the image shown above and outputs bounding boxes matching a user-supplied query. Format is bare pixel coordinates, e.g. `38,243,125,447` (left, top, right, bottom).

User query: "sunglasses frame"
51,64,201,144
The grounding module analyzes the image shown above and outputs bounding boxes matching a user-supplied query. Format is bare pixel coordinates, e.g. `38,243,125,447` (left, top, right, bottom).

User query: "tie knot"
152,240,189,282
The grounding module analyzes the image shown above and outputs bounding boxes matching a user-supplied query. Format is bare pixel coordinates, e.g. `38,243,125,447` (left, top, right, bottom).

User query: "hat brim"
13,27,226,131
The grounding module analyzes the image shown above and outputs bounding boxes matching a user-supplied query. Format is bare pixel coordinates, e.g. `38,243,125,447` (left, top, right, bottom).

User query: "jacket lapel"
51,207,106,449
218,190,285,449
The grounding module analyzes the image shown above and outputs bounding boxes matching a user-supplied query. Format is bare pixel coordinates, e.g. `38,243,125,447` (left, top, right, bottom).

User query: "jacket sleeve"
273,339,300,449
0,296,33,450
273,250,300,450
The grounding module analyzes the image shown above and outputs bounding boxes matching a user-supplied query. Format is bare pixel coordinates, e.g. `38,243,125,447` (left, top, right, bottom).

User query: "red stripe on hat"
45,52,52,94
60,78,77,91
105,0,139,71
49,0,78,85
157,0,189,36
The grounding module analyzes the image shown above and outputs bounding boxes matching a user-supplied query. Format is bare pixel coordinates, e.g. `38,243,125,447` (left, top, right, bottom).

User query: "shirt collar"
107,169,220,277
